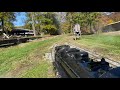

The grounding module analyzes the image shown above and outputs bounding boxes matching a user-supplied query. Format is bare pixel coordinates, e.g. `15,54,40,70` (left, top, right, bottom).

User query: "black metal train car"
54,45,119,78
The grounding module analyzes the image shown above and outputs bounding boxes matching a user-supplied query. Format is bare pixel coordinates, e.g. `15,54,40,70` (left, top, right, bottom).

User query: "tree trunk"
1,18,4,33
90,24,96,34
70,23,73,33
31,12,36,36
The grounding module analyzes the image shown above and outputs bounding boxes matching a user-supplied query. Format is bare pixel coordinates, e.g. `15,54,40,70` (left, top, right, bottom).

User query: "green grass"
0,35,63,77
81,35,120,47
21,60,51,78
0,33,119,77
76,34,120,60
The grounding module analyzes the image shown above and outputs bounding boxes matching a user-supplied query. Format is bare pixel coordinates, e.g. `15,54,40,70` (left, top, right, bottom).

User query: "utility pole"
31,12,36,36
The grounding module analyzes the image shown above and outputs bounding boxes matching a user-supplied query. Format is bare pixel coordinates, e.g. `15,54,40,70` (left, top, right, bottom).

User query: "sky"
13,12,27,26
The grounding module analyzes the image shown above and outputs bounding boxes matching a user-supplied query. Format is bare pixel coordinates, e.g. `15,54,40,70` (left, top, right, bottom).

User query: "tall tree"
31,12,36,36
66,12,75,33
41,12,58,35
24,12,60,35
0,12,16,33
85,12,101,33
66,12,101,34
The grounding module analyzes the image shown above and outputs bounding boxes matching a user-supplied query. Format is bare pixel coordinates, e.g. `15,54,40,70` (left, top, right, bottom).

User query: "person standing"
73,23,81,40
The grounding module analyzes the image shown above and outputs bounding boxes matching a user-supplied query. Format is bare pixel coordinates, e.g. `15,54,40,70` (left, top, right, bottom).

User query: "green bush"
61,21,71,34
42,25,57,35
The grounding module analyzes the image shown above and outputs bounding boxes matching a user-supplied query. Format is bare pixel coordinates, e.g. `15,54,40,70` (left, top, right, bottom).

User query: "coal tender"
54,45,118,78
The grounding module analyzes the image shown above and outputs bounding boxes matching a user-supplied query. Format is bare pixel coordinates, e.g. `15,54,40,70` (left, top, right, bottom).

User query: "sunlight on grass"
77,34,120,60
21,60,52,78
0,35,63,77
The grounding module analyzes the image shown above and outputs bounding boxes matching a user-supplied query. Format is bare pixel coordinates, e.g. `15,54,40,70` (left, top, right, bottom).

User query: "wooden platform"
0,36,42,47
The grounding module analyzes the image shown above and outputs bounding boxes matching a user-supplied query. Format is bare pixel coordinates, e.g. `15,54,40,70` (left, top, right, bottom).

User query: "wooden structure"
8,28,34,36
0,36,42,47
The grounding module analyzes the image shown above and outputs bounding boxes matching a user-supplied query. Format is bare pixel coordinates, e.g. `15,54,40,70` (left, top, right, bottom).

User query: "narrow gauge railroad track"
69,44,120,68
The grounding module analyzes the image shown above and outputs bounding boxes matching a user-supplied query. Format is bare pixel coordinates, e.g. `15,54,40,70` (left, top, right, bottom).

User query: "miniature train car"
55,45,119,78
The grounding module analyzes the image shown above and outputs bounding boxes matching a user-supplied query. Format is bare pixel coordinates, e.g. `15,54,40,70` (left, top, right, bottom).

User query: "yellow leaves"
42,25,57,30
61,21,71,33
108,19,114,24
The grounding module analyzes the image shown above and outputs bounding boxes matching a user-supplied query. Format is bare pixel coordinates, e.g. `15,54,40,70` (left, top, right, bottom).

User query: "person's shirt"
74,24,80,32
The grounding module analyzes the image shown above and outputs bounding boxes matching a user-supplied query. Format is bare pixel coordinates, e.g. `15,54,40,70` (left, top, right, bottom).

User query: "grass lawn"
75,34,120,61
0,32,119,78
0,35,64,78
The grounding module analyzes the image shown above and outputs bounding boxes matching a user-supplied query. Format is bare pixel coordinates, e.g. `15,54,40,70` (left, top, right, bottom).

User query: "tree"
24,12,33,30
85,12,101,33
31,12,36,36
42,25,57,35
61,21,71,34
66,12,75,33
41,12,58,35
24,12,60,35
66,12,101,34
0,12,16,33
